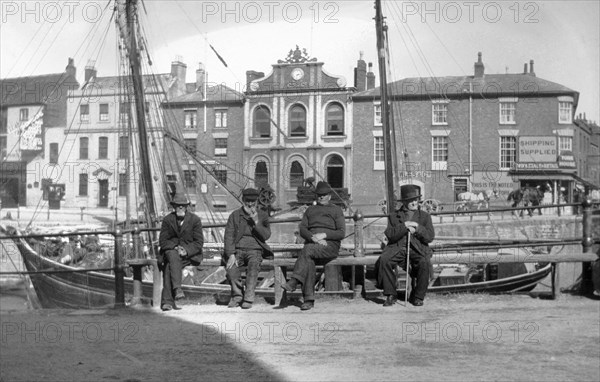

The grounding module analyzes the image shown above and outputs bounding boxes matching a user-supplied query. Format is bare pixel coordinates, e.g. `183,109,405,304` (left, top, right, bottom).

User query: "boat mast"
126,0,157,226
375,0,396,211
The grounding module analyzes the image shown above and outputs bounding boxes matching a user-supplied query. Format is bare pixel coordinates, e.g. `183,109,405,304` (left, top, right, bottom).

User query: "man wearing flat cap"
158,193,204,311
282,181,346,310
376,184,435,307
224,188,272,309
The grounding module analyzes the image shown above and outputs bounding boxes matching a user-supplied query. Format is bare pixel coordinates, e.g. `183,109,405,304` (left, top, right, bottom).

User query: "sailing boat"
1,0,558,309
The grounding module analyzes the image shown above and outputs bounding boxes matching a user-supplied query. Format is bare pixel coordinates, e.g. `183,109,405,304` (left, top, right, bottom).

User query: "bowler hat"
399,184,421,201
242,188,259,201
314,181,332,195
170,193,190,206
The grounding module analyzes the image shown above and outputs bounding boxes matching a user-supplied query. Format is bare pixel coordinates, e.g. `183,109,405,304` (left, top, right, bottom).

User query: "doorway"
98,179,109,207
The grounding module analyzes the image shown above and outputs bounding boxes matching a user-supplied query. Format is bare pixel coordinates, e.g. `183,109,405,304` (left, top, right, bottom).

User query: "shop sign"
558,154,576,168
518,136,557,163
515,162,559,170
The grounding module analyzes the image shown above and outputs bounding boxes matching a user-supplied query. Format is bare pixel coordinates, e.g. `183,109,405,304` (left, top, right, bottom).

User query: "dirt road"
1,293,598,382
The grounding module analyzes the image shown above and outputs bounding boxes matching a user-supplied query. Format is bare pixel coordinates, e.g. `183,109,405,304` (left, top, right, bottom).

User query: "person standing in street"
224,188,272,309
376,184,435,307
158,193,204,311
281,181,345,310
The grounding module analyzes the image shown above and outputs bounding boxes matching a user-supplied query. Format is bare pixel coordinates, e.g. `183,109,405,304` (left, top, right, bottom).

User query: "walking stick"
404,231,411,307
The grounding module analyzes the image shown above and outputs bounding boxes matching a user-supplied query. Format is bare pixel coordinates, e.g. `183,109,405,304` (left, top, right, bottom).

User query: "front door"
0,177,20,208
98,179,109,207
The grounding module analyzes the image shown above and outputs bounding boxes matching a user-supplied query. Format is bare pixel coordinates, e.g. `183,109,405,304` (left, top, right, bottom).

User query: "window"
500,136,517,170
19,108,28,121
214,138,227,157
49,143,59,164
80,105,89,122
559,102,572,124
99,104,109,121
288,104,306,137
79,173,88,196
499,102,516,124
183,170,197,188
289,161,304,188
120,102,130,123
184,138,196,156
432,136,448,169
432,103,448,125
326,155,344,188
254,161,269,188
374,104,382,125
559,136,572,153
79,137,89,159
213,169,227,186
326,103,344,136
184,110,197,129
374,136,384,170
253,106,271,138
98,137,108,159
215,110,227,128
118,136,129,159
118,173,128,197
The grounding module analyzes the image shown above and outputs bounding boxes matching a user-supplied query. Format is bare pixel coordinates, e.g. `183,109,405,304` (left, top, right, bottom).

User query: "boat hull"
4,227,553,309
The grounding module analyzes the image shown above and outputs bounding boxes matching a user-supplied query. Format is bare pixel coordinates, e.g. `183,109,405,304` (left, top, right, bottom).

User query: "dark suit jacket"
384,206,435,258
159,211,204,264
224,207,272,260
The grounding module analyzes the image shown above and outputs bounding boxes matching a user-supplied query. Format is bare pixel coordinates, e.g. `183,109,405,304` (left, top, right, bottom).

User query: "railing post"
352,210,365,298
114,230,126,308
580,198,595,295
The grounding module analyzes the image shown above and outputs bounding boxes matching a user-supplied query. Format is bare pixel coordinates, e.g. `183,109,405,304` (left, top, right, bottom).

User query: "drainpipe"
468,82,473,177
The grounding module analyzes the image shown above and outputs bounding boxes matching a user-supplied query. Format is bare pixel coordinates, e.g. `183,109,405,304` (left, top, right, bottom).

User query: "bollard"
113,230,126,308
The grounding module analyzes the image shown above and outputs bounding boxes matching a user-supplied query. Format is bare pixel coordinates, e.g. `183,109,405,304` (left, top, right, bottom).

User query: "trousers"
161,249,190,306
376,244,431,301
291,242,338,301
226,249,264,303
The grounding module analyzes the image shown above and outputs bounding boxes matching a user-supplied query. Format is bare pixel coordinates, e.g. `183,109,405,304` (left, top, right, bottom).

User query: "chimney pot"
474,52,485,78
196,62,206,94
523,63,528,74
529,59,535,76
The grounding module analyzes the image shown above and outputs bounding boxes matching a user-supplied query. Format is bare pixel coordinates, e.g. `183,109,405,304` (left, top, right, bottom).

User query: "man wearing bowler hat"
376,184,435,306
281,181,345,310
224,188,272,309
158,193,204,311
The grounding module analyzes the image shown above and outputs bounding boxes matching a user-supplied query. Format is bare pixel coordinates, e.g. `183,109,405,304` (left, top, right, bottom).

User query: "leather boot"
383,295,398,307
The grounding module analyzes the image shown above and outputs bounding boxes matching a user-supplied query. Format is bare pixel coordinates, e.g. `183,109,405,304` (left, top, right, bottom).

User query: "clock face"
291,68,304,81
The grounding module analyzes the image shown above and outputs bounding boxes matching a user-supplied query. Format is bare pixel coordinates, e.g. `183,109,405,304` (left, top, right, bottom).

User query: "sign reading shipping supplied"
518,136,558,163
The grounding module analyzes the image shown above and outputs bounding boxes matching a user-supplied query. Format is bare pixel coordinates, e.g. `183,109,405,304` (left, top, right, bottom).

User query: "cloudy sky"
1,0,598,121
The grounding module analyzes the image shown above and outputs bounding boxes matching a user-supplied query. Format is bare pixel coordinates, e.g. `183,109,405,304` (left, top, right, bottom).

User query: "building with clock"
242,46,370,210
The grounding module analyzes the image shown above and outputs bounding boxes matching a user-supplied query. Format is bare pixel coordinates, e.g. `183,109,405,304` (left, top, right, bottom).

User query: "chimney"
529,59,535,76
523,63,528,74
84,61,96,82
246,70,264,91
354,51,367,91
196,62,206,94
366,62,376,90
171,58,187,82
474,52,484,78
65,58,76,78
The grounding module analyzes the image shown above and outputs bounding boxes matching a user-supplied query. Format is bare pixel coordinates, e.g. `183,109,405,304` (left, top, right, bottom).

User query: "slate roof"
353,73,579,104
0,73,78,106
167,84,244,104
79,73,173,95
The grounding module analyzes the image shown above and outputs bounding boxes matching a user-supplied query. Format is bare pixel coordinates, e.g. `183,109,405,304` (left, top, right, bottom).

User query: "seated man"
282,181,345,310
224,188,272,309
158,193,204,311
376,184,435,307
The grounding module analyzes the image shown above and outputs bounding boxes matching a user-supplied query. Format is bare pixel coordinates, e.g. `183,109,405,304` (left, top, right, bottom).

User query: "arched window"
289,104,306,137
289,160,304,188
326,103,344,136
253,106,271,138
326,155,344,188
254,160,269,188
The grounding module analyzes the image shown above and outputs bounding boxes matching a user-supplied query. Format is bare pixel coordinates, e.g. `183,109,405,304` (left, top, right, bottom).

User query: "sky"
1,0,599,122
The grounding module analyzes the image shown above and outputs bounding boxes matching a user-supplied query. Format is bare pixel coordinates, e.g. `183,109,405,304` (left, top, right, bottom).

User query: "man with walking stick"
375,185,435,306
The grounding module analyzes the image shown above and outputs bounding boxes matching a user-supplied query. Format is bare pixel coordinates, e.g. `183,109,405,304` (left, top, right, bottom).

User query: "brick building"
161,62,245,213
242,47,369,210
351,53,590,213
0,59,78,208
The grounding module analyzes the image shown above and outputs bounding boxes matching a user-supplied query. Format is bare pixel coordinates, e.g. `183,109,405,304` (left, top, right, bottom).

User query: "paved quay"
1,293,599,382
